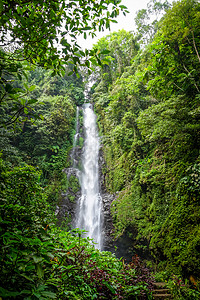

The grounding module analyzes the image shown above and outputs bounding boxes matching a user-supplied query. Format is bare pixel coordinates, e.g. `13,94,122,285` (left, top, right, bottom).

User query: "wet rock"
98,147,116,251
57,167,81,228
101,192,115,250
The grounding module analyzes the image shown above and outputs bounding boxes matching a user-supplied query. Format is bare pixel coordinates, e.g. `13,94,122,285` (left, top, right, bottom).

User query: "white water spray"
75,103,103,250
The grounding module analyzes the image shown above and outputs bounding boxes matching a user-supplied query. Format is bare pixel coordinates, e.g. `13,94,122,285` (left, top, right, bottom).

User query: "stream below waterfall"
75,103,103,250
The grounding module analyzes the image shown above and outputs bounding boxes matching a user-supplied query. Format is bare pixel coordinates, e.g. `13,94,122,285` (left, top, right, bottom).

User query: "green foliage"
0,0,127,132
0,73,78,209
0,0,127,72
144,0,200,99
0,160,54,296
92,30,140,90
150,193,200,276
68,175,81,194
135,0,170,44
28,66,86,105
167,275,200,300
91,0,200,284
0,49,41,131
0,159,154,300
10,95,76,180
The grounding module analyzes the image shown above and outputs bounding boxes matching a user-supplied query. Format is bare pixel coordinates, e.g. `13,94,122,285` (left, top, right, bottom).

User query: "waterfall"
75,103,103,250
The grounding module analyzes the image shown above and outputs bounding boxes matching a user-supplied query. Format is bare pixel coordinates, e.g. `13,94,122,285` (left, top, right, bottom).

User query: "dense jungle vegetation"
92,0,200,292
0,0,200,299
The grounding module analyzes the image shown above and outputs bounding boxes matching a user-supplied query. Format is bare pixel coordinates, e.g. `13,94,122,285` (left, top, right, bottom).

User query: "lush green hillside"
91,0,200,284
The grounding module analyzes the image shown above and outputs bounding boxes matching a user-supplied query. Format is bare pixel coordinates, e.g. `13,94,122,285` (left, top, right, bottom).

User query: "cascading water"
75,103,103,250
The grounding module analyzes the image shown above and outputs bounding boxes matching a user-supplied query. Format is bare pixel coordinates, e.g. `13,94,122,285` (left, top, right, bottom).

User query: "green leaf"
17,6,21,14
119,5,128,10
24,107,28,114
28,98,38,104
17,73,22,80
68,71,74,76
41,291,57,299
24,83,28,90
0,287,22,297
33,255,43,263
36,264,44,278
84,26,92,30
29,85,36,92
100,50,110,55
20,98,27,106
20,274,34,282
104,281,116,294
5,83,13,93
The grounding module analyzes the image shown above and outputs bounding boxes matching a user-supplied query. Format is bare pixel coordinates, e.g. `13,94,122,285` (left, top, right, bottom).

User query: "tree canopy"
0,0,128,72
0,0,128,130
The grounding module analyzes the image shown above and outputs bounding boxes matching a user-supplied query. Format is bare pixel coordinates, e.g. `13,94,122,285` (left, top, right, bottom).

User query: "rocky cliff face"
56,117,83,229
56,167,81,228
99,147,151,262
99,148,116,251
